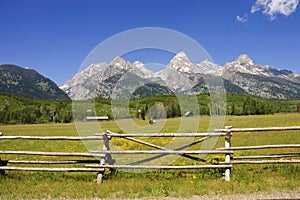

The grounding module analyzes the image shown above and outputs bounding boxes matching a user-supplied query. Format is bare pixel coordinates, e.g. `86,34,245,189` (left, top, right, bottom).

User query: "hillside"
0,64,69,100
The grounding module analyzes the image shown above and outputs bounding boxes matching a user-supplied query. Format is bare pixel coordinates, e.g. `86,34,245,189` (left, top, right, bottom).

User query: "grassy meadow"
0,113,300,199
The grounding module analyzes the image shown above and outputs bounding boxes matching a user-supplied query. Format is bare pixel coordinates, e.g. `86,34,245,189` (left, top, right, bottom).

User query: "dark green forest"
0,93,299,124
0,94,72,124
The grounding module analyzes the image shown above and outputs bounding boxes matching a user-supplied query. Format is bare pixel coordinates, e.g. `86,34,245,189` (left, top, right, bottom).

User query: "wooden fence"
215,126,300,181
0,126,299,184
0,136,106,175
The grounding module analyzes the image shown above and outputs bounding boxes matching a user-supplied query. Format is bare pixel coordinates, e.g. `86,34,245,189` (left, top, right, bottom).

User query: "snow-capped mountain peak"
166,51,197,73
173,51,189,61
198,59,222,75
131,61,154,78
132,60,144,68
236,54,254,66
224,54,263,75
109,56,128,69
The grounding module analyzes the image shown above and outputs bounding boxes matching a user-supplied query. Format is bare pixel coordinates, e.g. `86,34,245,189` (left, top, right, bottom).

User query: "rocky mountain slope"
60,52,300,99
0,64,69,100
222,55,300,98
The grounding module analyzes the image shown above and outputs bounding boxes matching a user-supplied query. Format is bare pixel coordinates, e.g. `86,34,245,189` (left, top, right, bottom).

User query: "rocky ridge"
60,52,300,99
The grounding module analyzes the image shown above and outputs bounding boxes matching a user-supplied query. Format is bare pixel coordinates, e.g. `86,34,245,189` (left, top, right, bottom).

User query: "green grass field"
0,113,300,199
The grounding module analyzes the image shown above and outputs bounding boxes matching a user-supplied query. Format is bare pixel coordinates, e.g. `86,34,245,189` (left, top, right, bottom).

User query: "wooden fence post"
103,132,115,166
96,132,114,184
0,158,6,175
224,126,232,182
0,132,4,175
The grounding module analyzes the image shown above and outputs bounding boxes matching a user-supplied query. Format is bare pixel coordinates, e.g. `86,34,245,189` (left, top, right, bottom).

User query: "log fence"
0,125,299,184
216,126,300,178
0,135,105,177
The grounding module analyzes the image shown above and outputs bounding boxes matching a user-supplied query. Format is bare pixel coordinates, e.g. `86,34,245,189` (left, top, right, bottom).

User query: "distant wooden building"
184,111,193,117
86,116,109,121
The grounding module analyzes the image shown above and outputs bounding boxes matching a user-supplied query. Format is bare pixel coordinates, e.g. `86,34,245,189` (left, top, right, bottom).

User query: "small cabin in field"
86,116,109,121
184,111,193,117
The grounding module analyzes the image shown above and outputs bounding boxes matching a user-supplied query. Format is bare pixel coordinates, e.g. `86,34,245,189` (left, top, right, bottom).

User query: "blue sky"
0,0,299,85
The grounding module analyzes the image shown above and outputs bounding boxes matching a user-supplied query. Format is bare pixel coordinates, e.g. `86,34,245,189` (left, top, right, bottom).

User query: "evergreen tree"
0,104,9,124
231,103,235,115
242,101,248,115
140,107,146,120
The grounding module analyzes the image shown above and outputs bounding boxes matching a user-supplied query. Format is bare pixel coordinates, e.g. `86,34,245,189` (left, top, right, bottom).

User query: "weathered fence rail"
218,144,300,150
0,166,105,172
85,164,233,169
1,125,299,184
102,131,226,137
0,136,103,140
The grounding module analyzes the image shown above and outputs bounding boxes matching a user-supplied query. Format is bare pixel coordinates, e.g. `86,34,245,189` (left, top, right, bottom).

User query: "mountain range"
1,53,299,101
0,64,69,100
60,52,300,100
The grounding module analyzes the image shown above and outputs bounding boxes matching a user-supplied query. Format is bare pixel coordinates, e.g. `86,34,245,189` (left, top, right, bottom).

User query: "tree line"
0,94,72,124
0,93,299,124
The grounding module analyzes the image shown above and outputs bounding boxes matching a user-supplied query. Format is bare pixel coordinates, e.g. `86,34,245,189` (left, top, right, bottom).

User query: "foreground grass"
1,165,299,199
0,113,300,199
